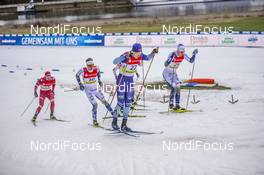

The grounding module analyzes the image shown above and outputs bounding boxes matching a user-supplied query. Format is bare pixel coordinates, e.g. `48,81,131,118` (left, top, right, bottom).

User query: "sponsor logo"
248,36,258,43
220,36,237,45
112,38,125,45
83,39,102,44
190,36,208,45
162,37,177,45
1,39,16,44
136,36,153,45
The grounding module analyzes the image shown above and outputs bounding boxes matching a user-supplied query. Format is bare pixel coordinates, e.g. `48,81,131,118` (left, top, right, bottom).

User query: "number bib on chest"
120,56,142,77
168,54,184,69
40,78,55,91
82,66,98,85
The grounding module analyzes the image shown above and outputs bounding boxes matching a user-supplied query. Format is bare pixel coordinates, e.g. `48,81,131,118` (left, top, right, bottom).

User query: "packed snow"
0,46,264,175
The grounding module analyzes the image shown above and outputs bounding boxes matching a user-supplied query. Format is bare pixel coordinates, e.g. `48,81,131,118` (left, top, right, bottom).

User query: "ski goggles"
86,60,94,66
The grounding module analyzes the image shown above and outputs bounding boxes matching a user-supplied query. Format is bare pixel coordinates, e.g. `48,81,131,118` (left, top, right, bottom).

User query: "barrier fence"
0,32,263,47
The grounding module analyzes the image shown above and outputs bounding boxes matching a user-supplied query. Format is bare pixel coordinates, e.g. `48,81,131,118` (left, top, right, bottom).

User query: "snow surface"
0,46,264,175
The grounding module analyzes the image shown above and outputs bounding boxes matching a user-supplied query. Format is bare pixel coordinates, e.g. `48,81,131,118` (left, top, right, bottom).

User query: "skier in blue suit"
112,43,159,131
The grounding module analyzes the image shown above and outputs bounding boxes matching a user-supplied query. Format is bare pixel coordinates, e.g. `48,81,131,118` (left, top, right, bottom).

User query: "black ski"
107,130,140,137
128,130,163,135
88,124,139,137
103,115,146,120
43,118,71,122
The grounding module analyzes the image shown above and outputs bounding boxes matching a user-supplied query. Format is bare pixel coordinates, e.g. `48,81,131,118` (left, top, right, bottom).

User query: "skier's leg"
121,79,134,131
95,90,114,116
174,74,184,109
111,89,124,130
112,74,127,130
47,91,55,118
175,85,181,108
163,69,175,108
84,89,98,123
34,91,46,118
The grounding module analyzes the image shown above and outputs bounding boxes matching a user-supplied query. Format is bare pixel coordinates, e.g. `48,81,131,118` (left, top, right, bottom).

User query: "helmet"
86,58,94,66
177,44,185,52
45,71,51,76
132,43,142,52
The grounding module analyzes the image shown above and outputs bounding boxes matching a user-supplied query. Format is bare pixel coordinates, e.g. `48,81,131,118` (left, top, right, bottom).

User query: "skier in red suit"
32,71,56,122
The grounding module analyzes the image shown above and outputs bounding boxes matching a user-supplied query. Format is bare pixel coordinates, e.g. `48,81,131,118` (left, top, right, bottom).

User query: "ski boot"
169,103,174,109
50,113,56,120
121,119,131,132
93,120,99,127
32,115,37,122
173,104,185,111
112,117,120,130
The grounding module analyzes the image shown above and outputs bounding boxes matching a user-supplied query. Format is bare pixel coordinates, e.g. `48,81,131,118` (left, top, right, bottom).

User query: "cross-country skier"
76,58,114,127
32,71,56,123
112,43,158,131
163,44,198,110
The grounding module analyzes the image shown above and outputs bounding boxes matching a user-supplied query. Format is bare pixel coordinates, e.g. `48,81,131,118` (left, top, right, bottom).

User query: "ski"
131,108,151,111
102,115,146,120
107,130,140,137
88,124,139,137
159,109,202,114
129,130,163,135
88,123,106,129
43,118,71,122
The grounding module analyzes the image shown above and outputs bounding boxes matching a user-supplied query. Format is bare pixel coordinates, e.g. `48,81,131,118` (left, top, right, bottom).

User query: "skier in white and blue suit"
163,44,198,110
112,43,158,131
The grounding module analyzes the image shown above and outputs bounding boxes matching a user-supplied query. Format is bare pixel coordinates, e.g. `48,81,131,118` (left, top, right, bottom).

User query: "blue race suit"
113,51,154,119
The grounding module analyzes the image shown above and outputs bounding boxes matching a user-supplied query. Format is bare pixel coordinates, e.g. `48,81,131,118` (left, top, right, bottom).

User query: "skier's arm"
185,49,198,63
164,52,174,67
97,68,103,87
112,65,120,80
52,79,56,93
141,47,159,61
34,79,40,97
75,69,84,90
113,55,127,65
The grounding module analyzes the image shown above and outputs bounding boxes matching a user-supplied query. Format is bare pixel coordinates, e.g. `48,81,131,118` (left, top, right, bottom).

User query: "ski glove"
193,49,198,55
152,47,159,54
136,72,140,79
79,83,84,91
98,81,103,87
34,91,38,97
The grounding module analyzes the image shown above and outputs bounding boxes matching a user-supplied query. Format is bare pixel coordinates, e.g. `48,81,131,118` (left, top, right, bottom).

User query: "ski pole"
20,97,36,117
131,53,156,115
142,60,146,109
102,65,127,124
185,60,196,110
45,102,50,113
